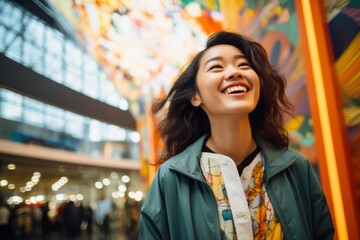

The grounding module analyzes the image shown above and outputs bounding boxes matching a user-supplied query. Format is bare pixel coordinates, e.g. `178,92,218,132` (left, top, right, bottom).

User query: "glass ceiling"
0,1,140,159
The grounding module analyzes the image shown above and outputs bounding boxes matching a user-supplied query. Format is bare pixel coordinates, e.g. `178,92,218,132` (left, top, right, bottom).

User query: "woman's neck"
206,117,256,165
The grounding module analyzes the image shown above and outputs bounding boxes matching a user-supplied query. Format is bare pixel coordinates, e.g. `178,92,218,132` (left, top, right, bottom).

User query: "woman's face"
191,44,260,119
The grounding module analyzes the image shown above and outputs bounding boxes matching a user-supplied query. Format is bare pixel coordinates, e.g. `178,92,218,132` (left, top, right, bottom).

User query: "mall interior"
0,0,359,239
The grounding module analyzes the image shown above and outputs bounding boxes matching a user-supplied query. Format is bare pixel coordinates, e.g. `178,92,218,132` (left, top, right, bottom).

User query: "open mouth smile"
222,85,248,94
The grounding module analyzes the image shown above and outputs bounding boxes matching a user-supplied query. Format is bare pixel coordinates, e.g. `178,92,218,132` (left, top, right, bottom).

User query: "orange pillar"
295,0,359,239
147,111,161,183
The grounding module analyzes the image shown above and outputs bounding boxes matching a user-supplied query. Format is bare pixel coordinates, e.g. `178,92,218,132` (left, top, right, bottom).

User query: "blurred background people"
83,205,93,235
63,201,83,239
0,199,14,239
96,193,112,237
15,202,32,238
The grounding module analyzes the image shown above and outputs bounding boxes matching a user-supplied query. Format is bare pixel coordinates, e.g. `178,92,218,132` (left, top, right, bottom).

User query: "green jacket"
139,135,334,239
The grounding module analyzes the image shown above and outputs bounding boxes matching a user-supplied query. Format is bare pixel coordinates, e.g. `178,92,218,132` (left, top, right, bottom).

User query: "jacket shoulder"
286,147,314,171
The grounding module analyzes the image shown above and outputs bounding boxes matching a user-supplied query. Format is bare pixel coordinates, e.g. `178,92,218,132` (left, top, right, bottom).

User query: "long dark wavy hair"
152,31,294,164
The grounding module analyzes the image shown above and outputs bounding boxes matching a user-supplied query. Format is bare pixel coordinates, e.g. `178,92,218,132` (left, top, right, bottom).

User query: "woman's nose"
224,66,241,80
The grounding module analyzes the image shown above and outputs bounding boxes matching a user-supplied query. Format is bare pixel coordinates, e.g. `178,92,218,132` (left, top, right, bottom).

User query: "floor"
9,220,138,240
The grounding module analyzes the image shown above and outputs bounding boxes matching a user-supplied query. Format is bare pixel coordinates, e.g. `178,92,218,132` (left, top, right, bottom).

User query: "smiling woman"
139,31,334,240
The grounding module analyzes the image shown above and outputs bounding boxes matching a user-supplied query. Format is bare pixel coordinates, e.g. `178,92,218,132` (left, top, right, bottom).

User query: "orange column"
147,111,161,183
295,0,359,239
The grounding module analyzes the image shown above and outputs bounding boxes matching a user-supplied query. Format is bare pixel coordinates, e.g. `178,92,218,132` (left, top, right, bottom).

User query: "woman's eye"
209,65,222,70
238,62,250,67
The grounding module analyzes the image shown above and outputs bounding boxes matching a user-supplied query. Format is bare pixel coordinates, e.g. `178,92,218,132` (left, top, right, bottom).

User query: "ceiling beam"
0,54,136,130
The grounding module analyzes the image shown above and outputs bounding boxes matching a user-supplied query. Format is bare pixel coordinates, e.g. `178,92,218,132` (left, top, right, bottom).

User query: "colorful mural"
327,0,360,197
220,0,359,179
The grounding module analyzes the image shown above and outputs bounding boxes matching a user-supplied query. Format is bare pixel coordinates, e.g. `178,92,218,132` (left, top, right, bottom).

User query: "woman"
139,31,334,239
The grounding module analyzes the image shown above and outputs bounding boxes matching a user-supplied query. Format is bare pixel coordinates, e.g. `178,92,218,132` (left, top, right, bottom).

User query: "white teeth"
224,85,247,94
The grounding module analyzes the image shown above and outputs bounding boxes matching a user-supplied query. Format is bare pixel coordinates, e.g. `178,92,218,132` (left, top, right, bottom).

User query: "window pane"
0,89,23,121
44,54,63,83
1,2,23,32
45,105,65,131
65,41,82,67
23,42,43,71
23,98,44,127
45,28,64,56
0,102,22,121
83,56,99,98
4,34,22,63
65,68,82,91
105,125,126,141
65,112,85,138
23,19,45,48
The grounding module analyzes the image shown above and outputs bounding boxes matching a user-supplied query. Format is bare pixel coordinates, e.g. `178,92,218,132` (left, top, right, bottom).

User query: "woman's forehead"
200,44,244,65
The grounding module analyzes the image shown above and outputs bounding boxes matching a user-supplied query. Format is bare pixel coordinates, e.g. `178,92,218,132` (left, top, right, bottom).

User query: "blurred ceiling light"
95,181,103,189
118,184,127,192
31,177,40,183
36,195,45,202
112,192,119,199
135,191,144,201
111,172,118,179
185,2,202,18
122,175,130,183
76,194,84,201
30,196,37,204
7,163,16,170
0,179,8,186
102,178,111,186
8,184,15,189
52,176,68,191
33,172,41,177
56,194,66,201
69,194,77,202
60,177,69,184
128,191,136,199
8,196,23,205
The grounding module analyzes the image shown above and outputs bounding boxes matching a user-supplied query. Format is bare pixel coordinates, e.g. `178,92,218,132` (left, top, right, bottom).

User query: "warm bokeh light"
103,178,111,186
122,175,130,183
118,184,127,192
7,163,16,170
95,181,103,189
0,179,8,186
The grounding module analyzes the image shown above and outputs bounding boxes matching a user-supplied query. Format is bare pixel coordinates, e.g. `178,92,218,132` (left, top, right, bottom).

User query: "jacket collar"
168,135,208,182
254,136,297,181
168,134,297,182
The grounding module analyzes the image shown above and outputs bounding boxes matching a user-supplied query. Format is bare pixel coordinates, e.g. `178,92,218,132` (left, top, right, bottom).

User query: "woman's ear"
190,92,202,107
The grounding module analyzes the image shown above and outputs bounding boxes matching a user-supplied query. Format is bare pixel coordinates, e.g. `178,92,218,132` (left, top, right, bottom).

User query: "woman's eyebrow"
204,54,247,67
234,54,246,60
204,56,223,67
